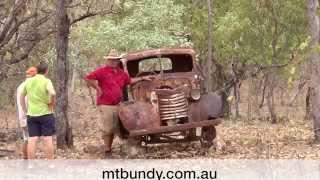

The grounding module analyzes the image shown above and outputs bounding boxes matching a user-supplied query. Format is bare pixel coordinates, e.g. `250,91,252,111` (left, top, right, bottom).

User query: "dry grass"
215,119,320,159
1,111,319,159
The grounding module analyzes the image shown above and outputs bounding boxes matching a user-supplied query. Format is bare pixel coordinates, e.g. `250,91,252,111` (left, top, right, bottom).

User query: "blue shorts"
27,114,56,137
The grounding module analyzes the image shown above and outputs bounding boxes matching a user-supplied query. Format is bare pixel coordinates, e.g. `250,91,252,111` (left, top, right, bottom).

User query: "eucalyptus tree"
180,0,308,121
306,0,320,141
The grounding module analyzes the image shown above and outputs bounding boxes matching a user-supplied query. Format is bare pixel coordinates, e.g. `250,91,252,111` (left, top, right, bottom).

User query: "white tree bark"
306,0,320,140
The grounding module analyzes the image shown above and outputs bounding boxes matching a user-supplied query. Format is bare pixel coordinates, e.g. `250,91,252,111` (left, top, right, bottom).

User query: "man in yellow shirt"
20,62,56,159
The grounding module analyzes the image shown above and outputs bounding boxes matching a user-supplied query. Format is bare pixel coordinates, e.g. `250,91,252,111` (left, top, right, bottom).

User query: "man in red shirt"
85,49,151,157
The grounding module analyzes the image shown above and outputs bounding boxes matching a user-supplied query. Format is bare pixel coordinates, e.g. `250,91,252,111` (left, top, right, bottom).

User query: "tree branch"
0,0,27,43
70,12,99,25
0,13,37,49
70,9,118,25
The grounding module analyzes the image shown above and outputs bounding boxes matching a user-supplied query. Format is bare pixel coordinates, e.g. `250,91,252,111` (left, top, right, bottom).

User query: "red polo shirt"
85,66,131,105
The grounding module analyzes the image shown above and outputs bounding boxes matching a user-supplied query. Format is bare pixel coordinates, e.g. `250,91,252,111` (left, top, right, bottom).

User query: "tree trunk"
305,87,312,120
203,0,214,92
266,72,277,123
55,0,73,148
70,65,77,93
232,62,240,118
306,0,320,141
247,78,254,120
280,88,285,106
233,83,240,118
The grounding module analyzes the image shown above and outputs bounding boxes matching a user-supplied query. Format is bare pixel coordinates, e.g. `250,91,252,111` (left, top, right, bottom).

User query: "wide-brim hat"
103,49,121,60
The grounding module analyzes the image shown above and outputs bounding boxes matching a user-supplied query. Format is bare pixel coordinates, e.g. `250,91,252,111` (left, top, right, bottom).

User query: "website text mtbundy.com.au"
102,168,217,180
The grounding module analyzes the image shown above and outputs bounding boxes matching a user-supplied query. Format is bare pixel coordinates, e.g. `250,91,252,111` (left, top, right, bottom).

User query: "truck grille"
157,90,188,121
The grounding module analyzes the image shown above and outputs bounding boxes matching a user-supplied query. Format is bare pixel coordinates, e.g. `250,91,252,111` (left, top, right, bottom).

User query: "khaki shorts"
98,105,119,136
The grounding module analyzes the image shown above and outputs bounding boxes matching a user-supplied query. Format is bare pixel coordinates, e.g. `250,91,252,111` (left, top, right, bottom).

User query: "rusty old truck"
118,48,225,147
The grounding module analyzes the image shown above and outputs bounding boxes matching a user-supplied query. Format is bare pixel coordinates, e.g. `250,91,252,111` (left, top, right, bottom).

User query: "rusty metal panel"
199,92,224,119
118,101,160,131
188,92,224,122
159,108,188,114
124,48,196,62
131,77,193,101
160,114,188,121
159,98,186,104
188,101,201,122
144,136,200,144
159,102,187,108
128,119,222,137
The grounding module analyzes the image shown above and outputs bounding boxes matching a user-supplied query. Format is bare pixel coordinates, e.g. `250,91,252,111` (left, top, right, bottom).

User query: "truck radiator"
157,90,188,121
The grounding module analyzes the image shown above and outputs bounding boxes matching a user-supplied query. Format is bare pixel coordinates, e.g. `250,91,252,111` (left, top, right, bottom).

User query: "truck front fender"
189,92,225,122
118,101,160,131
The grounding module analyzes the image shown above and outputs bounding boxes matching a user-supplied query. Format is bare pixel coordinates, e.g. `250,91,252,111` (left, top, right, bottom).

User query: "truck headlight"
191,88,201,100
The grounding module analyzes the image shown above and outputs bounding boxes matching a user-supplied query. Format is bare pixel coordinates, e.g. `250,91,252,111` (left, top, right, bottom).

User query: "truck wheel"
200,126,216,148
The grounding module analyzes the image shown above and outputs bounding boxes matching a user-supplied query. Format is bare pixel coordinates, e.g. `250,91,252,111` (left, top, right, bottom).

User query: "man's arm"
47,80,56,111
85,69,103,96
20,93,27,116
48,95,56,111
20,82,28,115
131,75,155,84
17,83,27,127
131,77,144,84
85,79,102,96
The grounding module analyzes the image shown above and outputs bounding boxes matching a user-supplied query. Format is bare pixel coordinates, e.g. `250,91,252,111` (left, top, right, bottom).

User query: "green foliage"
182,0,308,67
176,0,308,88
75,0,188,58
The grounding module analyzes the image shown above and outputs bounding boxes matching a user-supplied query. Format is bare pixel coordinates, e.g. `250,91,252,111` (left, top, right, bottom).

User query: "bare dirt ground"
1,87,320,159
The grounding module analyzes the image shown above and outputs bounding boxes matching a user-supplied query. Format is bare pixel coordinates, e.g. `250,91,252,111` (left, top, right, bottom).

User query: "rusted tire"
200,126,216,148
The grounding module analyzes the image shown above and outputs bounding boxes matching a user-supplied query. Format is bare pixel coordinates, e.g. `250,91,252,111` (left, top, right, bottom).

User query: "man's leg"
99,106,118,157
27,117,40,159
42,136,54,159
22,142,28,159
27,137,38,159
103,134,114,152
40,114,56,159
21,128,28,159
